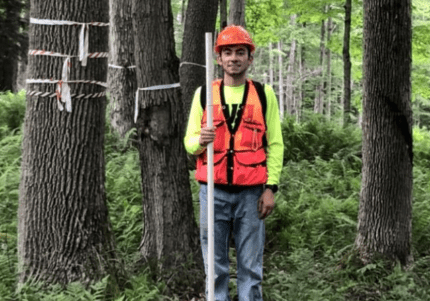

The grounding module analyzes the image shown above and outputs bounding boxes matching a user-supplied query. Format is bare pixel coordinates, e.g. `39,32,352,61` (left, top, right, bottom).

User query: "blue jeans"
199,184,265,301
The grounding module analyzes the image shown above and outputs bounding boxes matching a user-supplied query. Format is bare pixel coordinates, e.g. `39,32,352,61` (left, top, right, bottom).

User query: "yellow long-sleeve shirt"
184,82,284,185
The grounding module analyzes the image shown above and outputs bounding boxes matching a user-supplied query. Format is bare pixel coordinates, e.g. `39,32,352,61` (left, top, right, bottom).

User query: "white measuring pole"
205,32,215,301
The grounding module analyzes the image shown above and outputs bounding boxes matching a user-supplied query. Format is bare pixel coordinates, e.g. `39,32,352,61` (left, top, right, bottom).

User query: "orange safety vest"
195,79,268,186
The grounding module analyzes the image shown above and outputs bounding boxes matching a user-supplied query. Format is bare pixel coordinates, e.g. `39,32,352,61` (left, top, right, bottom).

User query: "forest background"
1,0,430,300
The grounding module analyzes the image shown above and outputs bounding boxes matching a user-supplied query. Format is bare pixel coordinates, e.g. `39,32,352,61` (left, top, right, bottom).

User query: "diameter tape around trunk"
134,83,181,123
27,76,107,112
179,62,206,68
27,90,106,99
29,49,108,58
108,64,136,69
30,18,109,66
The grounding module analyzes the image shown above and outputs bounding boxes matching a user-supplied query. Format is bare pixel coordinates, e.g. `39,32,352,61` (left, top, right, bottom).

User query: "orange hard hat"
214,25,256,54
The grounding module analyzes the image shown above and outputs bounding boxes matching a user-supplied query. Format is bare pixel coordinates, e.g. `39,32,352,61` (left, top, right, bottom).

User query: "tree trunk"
228,0,245,26
314,19,325,114
16,1,30,91
343,0,352,124
326,16,332,119
295,43,302,122
286,15,297,116
108,0,137,138
278,41,284,119
297,22,307,122
220,0,227,29
19,0,122,286
356,0,413,266
269,43,274,87
132,0,201,273
181,0,186,25
0,0,21,92
180,0,218,118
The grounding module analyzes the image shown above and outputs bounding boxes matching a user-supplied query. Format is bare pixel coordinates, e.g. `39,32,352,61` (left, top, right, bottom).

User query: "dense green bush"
281,114,362,164
0,91,26,139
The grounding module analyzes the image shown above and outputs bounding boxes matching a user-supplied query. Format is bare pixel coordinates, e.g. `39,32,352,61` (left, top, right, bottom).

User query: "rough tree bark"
108,0,136,138
356,0,413,266
228,0,245,26
19,0,122,286
0,0,22,91
343,0,352,124
132,0,201,272
179,0,218,118
220,0,227,29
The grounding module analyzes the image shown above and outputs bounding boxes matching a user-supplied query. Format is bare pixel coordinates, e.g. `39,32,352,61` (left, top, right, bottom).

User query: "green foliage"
14,277,111,301
0,91,23,301
281,115,361,164
0,90,26,139
104,128,142,265
412,0,430,107
266,116,361,256
246,0,285,45
120,273,165,301
411,128,430,257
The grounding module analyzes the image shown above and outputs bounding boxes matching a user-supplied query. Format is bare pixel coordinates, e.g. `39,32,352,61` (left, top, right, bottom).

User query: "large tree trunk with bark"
343,0,352,124
180,0,218,117
356,0,413,267
228,0,245,26
19,0,122,287
108,0,136,138
0,0,22,92
132,0,201,274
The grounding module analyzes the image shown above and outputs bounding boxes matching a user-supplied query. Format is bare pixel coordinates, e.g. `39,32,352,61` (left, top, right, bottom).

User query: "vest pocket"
213,120,227,151
196,151,228,185
233,149,267,185
239,121,266,150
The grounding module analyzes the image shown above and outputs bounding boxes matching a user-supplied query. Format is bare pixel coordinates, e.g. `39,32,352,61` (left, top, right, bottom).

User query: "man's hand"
199,126,216,147
258,189,275,219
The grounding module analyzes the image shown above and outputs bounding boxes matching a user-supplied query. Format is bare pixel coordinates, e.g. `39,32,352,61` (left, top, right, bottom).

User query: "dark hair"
219,44,253,58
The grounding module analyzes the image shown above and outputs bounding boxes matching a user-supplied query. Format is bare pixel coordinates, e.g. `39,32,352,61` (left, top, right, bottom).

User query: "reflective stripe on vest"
195,79,268,186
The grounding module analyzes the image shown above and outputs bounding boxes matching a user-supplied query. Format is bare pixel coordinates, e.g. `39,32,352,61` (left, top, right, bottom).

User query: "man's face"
217,45,253,78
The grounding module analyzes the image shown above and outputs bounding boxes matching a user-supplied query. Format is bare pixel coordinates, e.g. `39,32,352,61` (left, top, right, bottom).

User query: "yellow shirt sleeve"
264,85,284,185
184,87,205,155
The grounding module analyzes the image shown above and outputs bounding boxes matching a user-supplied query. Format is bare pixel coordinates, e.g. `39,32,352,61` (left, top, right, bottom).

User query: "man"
184,25,284,301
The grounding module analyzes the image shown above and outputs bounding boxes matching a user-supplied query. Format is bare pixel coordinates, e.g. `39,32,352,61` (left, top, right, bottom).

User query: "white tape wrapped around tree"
30,18,109,66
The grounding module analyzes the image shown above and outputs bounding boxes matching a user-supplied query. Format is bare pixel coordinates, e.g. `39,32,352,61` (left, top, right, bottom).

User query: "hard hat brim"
214,43,256,54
